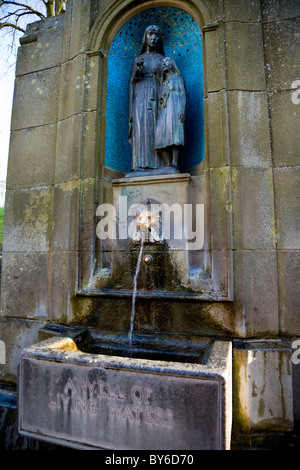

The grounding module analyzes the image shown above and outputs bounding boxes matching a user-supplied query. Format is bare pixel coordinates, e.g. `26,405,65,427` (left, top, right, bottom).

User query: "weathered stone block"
225,22,266,91
211,250,234,303
227,91,272,167
188,175,209,250
16,15,64,76
233,343,293,433
262,0,300,22
11,68,61,130
269,90,300,167
78,178,98,254
57,54,85,121
231,167,276,250
80,111,98,180
68,0,94,59
76,177,98,291
18,337,232,450
278,251,300,336
274,167,300,249
0,253,50,321
0,319,42,383
6,124,57,190
3,187,53,253
209,167,232,251
205,90,228,168
54,114,82,184
84,54,101,112
52,183,79,252
203,25,226,93
50,251,78,323
233,250,278,335
224,0,262,22
263,18,300,91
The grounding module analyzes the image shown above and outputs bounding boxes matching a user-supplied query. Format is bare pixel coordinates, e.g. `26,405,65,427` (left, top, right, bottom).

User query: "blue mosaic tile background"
105,7,204,172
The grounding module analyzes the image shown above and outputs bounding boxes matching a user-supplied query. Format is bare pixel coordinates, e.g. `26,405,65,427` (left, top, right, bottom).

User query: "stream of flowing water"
128,238,144,349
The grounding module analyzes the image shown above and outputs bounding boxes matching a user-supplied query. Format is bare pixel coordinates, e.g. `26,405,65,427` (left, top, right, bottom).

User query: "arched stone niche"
105,6,204,172
87,0,217,178
78,0,233,305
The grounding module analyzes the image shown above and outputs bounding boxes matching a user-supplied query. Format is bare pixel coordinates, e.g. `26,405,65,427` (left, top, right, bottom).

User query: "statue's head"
141,25,165,55
162,56,180,75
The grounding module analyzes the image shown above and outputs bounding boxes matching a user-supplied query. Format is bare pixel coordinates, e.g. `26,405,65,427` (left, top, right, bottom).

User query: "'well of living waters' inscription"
18,337,232,450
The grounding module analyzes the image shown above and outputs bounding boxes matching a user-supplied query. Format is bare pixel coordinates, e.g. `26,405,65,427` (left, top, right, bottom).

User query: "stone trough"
18,334,232,450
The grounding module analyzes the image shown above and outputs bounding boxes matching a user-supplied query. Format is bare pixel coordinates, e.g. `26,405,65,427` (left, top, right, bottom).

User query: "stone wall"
0,0,299,448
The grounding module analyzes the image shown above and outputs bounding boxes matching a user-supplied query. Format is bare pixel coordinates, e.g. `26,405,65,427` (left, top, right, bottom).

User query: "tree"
0,1,67,34
0,1,68,75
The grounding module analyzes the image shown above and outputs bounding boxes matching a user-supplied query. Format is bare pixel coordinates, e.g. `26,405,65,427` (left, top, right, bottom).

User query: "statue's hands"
179,112,185,123
135,58,144,75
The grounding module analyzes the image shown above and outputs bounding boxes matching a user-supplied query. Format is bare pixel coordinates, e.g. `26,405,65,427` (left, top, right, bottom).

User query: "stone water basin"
18,333,232,450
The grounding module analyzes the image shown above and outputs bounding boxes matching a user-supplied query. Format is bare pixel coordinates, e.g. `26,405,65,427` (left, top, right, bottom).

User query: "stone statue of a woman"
128,25,165,172
155,57,187,169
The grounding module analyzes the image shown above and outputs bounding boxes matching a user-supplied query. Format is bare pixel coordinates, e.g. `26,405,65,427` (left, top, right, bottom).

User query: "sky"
0,4,26,185
0,36,16,183
0,27,20,206
0,1,45,206
0,1,46,179
0,69,15,183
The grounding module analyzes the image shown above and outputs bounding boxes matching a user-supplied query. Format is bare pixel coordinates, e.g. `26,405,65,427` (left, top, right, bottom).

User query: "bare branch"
0,1,46,20
2,8,45,21
55,0,63,15
0,0,68,41
0,20,24,32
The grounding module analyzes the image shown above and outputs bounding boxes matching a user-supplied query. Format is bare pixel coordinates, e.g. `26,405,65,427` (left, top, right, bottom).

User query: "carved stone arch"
89,0,218,53
87,0,218,176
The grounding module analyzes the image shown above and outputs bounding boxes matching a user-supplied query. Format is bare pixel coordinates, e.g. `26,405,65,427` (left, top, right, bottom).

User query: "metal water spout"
134,199,161,243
